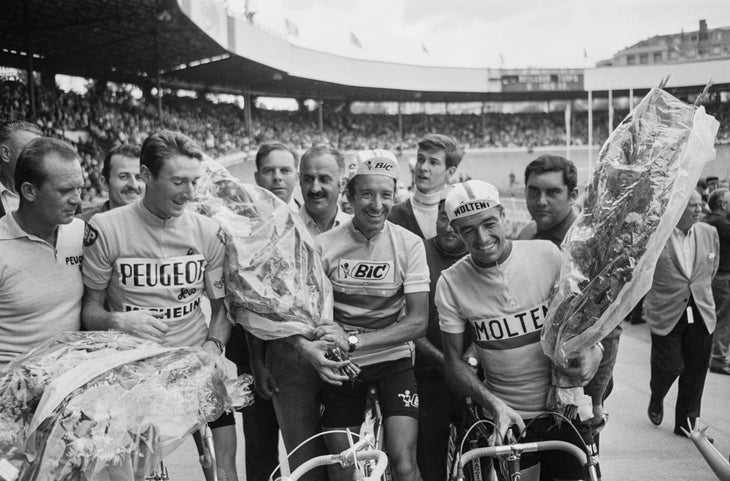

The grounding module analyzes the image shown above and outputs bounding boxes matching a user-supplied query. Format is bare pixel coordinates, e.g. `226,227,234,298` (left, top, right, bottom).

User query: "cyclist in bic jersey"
316,149,429,481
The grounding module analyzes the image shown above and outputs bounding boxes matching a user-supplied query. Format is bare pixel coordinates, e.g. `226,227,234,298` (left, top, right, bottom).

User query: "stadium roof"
0,0,728,103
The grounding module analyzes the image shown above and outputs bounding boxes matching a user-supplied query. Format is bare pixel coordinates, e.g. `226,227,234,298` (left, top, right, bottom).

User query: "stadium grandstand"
1,0,730,202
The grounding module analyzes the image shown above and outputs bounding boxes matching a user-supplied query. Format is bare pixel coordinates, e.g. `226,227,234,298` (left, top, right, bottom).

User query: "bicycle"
275,434,388,481
358,385,392,481
145,426,217,481
455,438,599,481
447,357,495,481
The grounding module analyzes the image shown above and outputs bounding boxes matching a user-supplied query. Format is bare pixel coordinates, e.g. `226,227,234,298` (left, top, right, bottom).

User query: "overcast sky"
240,0,730,69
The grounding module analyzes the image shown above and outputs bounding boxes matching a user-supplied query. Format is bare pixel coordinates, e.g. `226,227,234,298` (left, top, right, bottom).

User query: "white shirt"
0,182,19,215
670,226,696,278
298,206,351,238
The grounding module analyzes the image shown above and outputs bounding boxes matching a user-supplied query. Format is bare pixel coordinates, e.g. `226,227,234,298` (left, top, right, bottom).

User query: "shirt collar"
300,205,350,230
135,200,183,228
537,208,577,246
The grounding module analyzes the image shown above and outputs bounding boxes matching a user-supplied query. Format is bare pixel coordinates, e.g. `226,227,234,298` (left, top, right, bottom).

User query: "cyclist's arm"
442,331,525,441
202,298,231,354
356,291,428,351
414,338,444,366
81,286,168,343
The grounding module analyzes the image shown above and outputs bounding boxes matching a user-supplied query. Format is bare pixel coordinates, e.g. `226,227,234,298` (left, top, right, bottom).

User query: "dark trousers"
241,393,280,481
415,374,464,481
650,300,713,432
227,327,281,481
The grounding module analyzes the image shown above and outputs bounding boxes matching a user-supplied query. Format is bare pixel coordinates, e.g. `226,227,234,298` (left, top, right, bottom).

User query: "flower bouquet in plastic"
541,86,720,420
192,158,358,380
0,331,253,481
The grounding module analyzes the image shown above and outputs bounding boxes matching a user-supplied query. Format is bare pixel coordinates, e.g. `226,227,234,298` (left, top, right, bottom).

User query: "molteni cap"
353,149,399,181
445,180,501,223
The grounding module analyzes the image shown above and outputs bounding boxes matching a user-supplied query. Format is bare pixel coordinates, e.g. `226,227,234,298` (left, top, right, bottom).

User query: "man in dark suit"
645,189,719,437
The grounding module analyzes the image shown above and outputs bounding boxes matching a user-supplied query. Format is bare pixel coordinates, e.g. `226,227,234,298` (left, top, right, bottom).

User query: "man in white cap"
437,180,601,481
316,149,429,481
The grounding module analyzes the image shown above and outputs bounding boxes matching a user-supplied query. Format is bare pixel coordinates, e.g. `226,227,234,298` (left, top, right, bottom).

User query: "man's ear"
19,181,36,202
100,175,109,191
140,165,153,184
0,144,10,164
446,166,457,182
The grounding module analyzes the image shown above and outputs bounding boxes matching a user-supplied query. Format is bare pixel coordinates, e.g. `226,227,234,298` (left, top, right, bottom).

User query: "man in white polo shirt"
0,137,85,364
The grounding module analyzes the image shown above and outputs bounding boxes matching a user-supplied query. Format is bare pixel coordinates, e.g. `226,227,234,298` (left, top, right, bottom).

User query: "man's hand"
313,323,349,352
294,337,354,385
111,310,169,343
489,399,526,446
555,343,603,387
252,362,279,400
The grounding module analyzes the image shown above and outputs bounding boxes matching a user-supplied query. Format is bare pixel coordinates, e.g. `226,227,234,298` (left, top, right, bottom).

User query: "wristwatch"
347,334,359,353
205,337,224,354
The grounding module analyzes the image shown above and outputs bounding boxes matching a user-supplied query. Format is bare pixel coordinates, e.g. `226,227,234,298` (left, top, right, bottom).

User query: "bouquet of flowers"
541,87,720,419
192,158,358,379
0,331,253,481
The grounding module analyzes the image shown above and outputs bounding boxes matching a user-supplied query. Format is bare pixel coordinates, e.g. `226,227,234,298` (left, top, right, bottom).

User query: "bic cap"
353,149,399,181
445,180,501,223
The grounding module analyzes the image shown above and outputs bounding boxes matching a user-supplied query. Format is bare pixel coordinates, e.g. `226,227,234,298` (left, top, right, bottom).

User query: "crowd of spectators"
2,78,730,202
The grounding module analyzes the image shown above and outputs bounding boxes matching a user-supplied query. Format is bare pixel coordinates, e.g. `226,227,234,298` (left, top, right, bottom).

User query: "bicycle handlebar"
458,440,599,481
278,450,388,481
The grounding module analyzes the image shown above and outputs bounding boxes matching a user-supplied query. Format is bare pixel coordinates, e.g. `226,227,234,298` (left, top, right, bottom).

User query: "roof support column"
318,99,324,136
243,84,253,137
588,90,593,178
565,101,572,160
608,89,614,137
629,88,634,111
23,1,36,119
154,29,164,125
397,102,404,143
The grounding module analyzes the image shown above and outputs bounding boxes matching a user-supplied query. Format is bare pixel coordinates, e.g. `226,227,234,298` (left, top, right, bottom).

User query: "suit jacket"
388,199,424,238
644,222,719,336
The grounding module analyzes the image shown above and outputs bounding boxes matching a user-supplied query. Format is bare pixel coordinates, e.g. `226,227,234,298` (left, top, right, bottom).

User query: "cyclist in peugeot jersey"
81,130,238,481
315,149,429,481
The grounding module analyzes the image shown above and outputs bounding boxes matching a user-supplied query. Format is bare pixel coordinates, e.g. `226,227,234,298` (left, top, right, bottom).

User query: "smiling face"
105,154,144,208
27,154,84,226
254,149,298,203
142,154,202,219
436,201,464,252
415,147,453,194
348,174,395,239
300,152,342,219
525,170,577,232
452,208,509,267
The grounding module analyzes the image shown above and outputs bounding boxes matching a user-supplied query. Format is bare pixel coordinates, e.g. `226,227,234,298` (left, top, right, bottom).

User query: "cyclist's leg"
384,416,421,481
376,358,421,481
530,418,590,481
212,422,240,481
320,368,370,481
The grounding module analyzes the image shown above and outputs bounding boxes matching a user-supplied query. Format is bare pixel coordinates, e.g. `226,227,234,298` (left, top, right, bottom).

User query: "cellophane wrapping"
191,158,333,341
0,331,252,481
541,88,719,417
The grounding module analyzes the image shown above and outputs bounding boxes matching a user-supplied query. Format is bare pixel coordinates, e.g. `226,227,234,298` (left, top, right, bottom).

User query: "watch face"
348,335,358,344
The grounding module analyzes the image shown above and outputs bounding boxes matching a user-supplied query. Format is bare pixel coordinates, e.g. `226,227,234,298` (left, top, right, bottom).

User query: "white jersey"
437,240,561,417
83,202,226,348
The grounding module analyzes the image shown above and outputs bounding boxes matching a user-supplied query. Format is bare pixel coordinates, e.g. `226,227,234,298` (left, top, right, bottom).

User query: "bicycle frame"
358,386,391,481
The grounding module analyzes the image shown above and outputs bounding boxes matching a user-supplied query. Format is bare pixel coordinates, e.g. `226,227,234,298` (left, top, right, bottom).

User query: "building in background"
598,19,730,67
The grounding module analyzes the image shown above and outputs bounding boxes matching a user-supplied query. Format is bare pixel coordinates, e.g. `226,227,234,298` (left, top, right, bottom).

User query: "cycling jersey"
83,201,226,348
317,220,429,366
0,214,84,364
436,240,561,417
